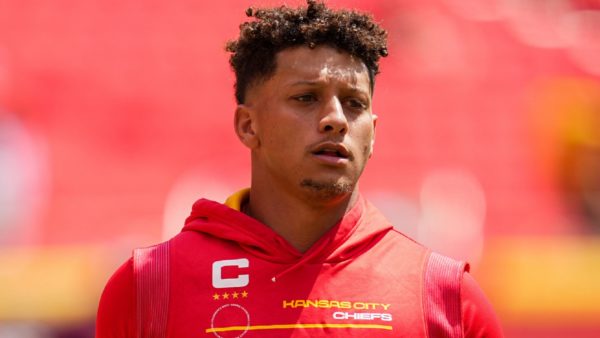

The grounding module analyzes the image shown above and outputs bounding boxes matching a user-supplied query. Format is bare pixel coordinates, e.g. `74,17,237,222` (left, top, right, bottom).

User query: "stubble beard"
298,144,371,200
300,179,355,200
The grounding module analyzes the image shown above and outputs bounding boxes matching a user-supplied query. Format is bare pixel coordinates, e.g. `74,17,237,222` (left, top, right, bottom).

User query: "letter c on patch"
212,258,249,288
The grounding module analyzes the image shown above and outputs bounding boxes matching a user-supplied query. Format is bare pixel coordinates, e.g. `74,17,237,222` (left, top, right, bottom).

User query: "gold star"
212,293,220,300
232,292,239,299
223,292,230,299
241,291,248,298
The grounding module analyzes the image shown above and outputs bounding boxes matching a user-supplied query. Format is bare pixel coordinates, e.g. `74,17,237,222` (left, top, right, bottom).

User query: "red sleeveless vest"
133,234,467,337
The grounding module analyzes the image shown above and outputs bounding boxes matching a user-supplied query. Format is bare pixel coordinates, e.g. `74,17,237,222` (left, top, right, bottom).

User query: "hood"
182,190,393,281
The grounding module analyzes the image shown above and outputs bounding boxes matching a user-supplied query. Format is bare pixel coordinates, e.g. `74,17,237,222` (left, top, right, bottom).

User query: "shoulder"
375,227,429,260
97,240,175,338
96,258,135,338
421,252,503,337
461,272,504,337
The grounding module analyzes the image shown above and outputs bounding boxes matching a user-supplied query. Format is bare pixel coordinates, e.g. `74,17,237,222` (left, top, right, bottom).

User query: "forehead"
272,45,370,90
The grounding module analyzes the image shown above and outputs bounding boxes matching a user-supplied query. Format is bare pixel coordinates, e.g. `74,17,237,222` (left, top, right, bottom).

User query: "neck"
246,181,359,253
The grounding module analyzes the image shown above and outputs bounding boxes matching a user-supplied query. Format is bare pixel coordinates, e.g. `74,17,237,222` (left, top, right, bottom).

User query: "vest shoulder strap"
133,241,170,338
423,251,469,338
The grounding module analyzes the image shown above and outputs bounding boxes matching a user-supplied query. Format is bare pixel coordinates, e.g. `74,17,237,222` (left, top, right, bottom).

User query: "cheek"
273,108,312,134
356,121,375,143
260,114,303,152
353,121,375,158
262,126,286,151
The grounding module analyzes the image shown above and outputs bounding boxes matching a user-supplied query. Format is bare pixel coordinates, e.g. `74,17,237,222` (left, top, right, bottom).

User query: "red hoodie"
96,190,503,337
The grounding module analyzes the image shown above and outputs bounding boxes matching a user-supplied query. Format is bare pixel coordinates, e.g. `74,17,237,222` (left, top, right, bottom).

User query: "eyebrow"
288,80,368,94
288,80,321,87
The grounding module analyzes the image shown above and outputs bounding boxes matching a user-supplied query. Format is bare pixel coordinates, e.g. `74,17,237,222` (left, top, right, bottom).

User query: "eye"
346,98,368,110
292,93,317,103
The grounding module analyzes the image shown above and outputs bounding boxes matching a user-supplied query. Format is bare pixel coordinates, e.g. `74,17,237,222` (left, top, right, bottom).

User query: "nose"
319,97,348,135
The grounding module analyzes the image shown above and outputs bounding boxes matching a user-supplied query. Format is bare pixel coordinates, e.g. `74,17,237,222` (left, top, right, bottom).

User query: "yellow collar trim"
224,188,250,211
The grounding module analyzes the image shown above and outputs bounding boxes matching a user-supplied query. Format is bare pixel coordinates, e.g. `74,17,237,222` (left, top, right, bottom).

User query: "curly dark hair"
226,0,388,104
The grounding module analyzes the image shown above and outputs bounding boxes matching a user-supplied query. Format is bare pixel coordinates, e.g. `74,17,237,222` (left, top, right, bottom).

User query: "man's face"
238,45,376,201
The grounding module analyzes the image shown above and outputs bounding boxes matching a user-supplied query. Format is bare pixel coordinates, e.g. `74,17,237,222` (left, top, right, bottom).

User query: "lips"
310,142,352,164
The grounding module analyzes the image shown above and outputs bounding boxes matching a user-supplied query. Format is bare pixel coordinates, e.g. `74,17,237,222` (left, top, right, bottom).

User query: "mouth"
311,142,351,164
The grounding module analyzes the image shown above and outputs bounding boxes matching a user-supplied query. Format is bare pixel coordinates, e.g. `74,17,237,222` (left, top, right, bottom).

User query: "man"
96,1,503,337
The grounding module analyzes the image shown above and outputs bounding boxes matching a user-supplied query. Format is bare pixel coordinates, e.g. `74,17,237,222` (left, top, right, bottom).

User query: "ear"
369,114,378,158
234,104,260,149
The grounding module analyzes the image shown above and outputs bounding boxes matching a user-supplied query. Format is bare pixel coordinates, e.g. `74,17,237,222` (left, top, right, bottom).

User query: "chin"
300,178,355,200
